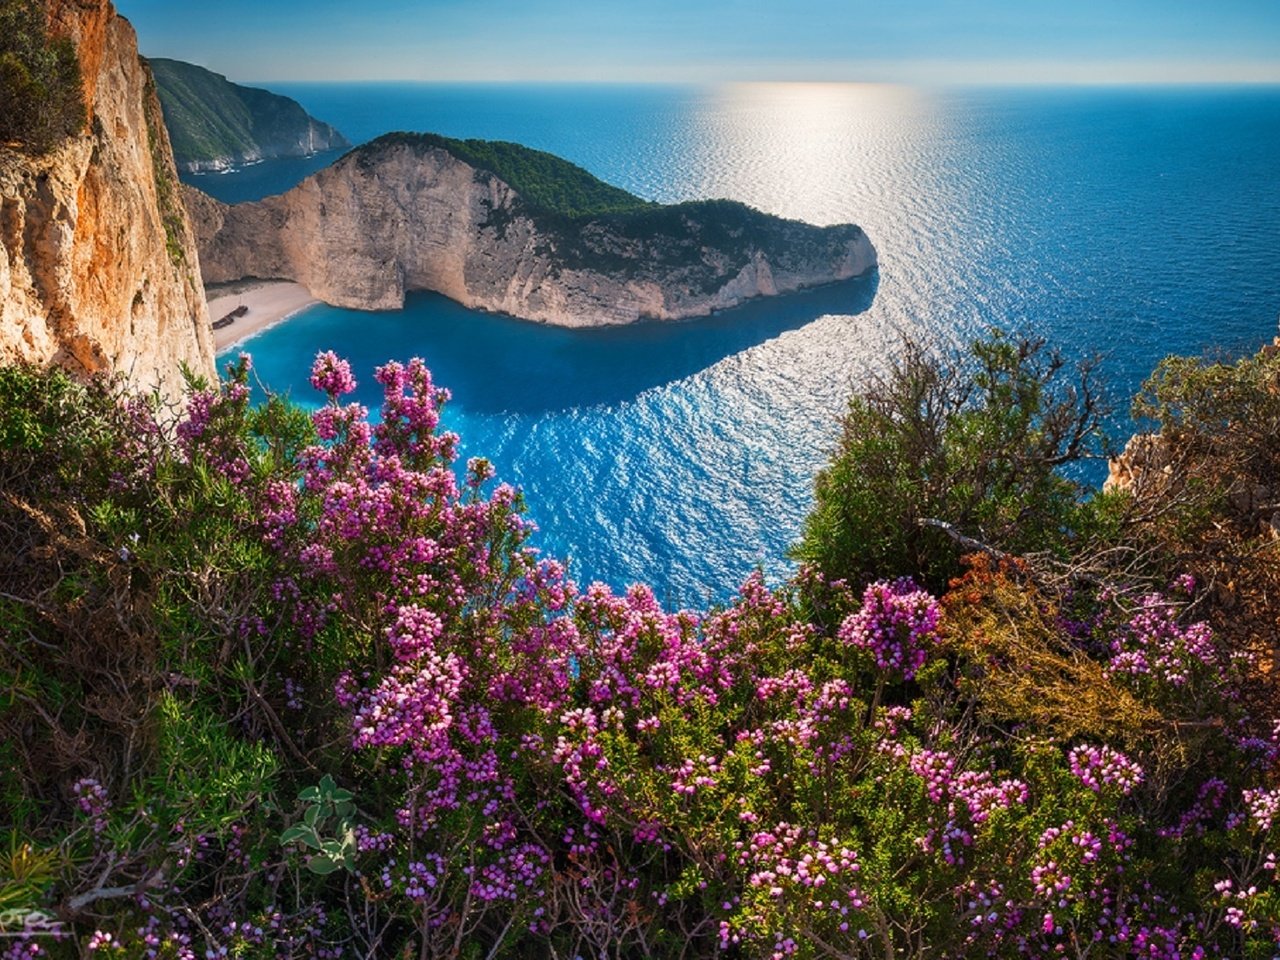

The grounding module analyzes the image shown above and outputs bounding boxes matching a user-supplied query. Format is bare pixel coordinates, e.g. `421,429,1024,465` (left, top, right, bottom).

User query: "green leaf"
297,786,320,803
305,855,340,876
303,805,319,827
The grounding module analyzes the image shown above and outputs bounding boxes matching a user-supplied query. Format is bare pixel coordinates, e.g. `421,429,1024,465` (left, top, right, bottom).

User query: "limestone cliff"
0,0,215,400
187,133,877,326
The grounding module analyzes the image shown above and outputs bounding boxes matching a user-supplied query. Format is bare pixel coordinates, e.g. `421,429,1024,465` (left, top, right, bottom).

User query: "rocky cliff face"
149,58,349,174
187,135,877,327
0,0,214,401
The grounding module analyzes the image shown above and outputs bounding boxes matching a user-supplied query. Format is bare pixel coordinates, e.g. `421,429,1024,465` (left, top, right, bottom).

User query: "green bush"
0,0,85,153
794,331,1109,590
1133,346,1280,511
1125,344,1280,686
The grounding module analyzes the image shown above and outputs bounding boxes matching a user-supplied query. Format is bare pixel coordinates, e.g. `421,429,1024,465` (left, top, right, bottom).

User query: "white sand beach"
208,280,319,351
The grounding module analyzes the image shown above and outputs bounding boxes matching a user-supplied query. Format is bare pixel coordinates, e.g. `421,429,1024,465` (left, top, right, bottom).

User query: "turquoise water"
203,83,1280,603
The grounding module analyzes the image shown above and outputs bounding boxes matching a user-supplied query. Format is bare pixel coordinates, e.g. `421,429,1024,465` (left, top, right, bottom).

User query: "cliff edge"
0,0,215,401
187,133,877,326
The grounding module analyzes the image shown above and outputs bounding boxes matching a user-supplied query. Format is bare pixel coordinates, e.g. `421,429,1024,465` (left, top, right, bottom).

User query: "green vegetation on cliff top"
358,132,871,244
358,132,864,283
0,0,84,153
363,131,658,219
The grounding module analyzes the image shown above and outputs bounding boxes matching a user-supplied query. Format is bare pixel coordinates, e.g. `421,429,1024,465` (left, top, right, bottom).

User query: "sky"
116,0,1280,85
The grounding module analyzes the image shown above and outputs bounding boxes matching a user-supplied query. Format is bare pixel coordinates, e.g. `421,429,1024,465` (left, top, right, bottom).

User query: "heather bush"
1,343,1278,959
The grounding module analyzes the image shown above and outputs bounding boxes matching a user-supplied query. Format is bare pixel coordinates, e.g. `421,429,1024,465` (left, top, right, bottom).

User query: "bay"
198,83,1280,603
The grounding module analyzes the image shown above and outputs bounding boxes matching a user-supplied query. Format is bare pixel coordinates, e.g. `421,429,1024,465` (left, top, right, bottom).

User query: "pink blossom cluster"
1214,877,1260,930
1068,744,1144,796
71,777,109,835
838,578,941,680
1244,787,1280,833
906,750,1029,867
1028,818,1133,924
308,350,357,399
736,824,866,943
1107,593,1217,688
174,369,253,484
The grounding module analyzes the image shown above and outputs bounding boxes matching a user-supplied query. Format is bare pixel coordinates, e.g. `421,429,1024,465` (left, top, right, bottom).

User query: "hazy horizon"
117,0,1280,87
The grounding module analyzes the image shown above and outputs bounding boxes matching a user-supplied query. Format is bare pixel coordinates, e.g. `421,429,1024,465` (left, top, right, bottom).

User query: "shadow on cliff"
245,271,879,415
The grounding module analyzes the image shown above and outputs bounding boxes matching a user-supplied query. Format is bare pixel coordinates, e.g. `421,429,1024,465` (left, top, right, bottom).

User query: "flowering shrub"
1,351,1279,959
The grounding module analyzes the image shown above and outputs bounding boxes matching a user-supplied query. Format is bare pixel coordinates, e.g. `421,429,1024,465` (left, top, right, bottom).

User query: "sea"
196,83,1280,605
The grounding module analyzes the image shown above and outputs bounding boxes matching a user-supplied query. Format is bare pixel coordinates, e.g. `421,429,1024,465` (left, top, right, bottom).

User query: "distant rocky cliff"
0,0,214,400
149,58,349,174
186,133,877,326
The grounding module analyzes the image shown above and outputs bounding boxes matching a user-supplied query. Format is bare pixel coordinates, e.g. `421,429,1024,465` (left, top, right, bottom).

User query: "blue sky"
117,0,1280,84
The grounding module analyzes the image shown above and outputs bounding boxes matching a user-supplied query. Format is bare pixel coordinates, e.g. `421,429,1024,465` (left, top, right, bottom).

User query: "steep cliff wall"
149,58,349,173
0,0,215,400
187,134,877,327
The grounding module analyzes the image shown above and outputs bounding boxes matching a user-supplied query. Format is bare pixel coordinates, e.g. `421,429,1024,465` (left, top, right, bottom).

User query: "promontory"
185,133,878,327
149,58,349,174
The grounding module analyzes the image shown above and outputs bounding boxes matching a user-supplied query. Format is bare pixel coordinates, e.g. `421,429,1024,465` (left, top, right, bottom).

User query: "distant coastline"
149,58,349,174
208,280,318,352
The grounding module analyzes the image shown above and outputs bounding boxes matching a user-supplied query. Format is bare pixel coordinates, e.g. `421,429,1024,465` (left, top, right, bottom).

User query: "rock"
186,134,878,327
1104,433,1171,495
0,0,214,402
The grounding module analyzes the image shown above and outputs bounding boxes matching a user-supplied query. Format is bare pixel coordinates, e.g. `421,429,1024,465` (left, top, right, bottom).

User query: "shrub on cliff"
794,331,1109,591
0,0,86,153
1124,344,1280,706
1133,345,1280,527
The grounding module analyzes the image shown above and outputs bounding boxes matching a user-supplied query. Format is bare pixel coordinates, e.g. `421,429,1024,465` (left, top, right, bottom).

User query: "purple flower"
838,579,941,680
1068,744,1143,796
310,351,357,399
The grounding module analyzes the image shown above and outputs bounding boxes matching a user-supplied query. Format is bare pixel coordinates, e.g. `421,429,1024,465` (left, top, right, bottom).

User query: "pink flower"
310,350,357,398
838,579,941,680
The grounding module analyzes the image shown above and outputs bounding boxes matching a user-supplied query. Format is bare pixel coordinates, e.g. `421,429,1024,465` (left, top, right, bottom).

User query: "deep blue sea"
196,83,1280,605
